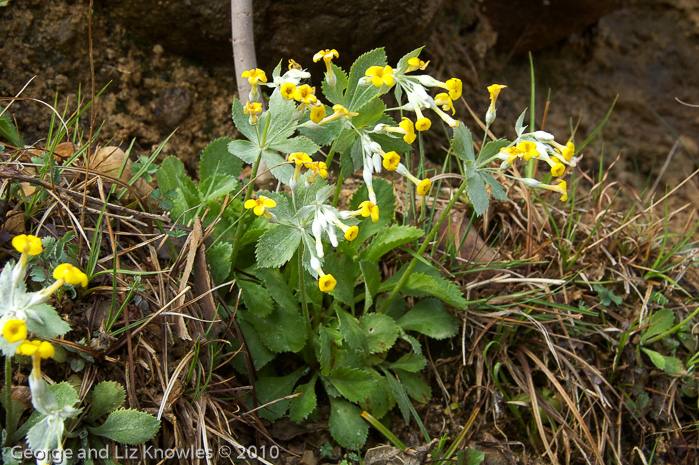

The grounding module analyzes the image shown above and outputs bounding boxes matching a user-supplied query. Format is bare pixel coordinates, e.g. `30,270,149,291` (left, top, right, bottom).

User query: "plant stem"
230,152,263,269
331,173,344,207
378,179,468,313
5,356,14,442
297,244,312,336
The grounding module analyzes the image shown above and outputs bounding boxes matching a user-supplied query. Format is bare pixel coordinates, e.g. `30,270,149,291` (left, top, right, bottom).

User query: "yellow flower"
288,59,302,70
382,151,401,171
293,84,317,104
486,84,506,125
561,141,575,161
12,235,43,255
434,92,455,115
289,152,312,165
243,101,263,124
318,274,337,293
3,319,27,343
243,101,262,115
516,140,539,161
241,68,267,85
313,48,340,87
416,178,432,196
53,263,88,287
446,78,462,100
407,56,429,72
365,65,395,88
487,84,507,101
344,226,359,241
551,158,566,177
358,201,380,223
310,104,327,124
17,340,54,359
556,180,568,201
244,195,277,216
313,49,339,64
306,161,328,183
398,118,417,144
415,117,431,132
280,82,297,100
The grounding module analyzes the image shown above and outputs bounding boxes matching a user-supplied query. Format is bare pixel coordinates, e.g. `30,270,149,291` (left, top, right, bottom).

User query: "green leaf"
328,398,368,450
237,320,275,370
206,242,233,285
395,46,425,74
383,271,467,309
460,448,486,465
514,108,528,136
360,313,399,354
327,366,376,403
641,348,685,374
477,138,510,166
289,375,318,422
25,303,71,339
317,326,334,376
260,269,299,314
398,298,459,339
88,409,160,444
266,89,298,143
261,149,295,183
269,135,320,156
256,225,302,268
350,98,386,129
255,368,305,420
349,136,365,172
323,253,356,307
156,156,200,220
336,308,368,353
321,63,349,106
361,225,424,263
227,139,262,164
0,105,22,147
52,381,81,408
199,137,241,201
0,387,27,438
482,172,509,201
360,260,381,312
360,373,394,419
349,178,396,244
238,278,273,317
395,369,431,403
451,124,475,173
87,381,126,422
299,115,343,147
467,172,490,216
241,304,307,353
346,48,387,111
389,353,427,373
641,308,675,344
232,99,258,142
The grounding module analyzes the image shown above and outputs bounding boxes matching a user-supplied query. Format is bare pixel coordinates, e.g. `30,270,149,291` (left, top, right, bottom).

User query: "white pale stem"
231,0,257,102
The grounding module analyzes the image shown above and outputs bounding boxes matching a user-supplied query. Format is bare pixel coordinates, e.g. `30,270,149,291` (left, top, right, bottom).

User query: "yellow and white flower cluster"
484,85,575,202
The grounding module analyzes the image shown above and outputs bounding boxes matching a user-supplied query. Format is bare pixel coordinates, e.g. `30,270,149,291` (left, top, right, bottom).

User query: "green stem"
378,179,468,313
5,356,14,442
331,173,344,207
297,244,313,336
230,152,263,269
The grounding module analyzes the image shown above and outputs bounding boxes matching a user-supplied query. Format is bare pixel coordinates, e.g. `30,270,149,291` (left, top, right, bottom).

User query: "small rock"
153,86,191,129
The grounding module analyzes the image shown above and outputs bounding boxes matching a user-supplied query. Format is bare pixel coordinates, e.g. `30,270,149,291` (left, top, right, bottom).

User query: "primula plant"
157,47,578,449
0,235,160,465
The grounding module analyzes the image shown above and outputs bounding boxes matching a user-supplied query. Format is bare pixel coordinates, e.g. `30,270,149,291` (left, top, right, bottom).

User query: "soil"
2,0,699,463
